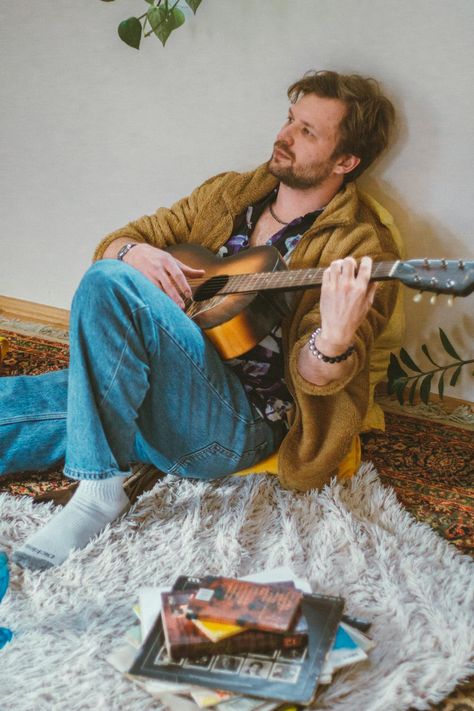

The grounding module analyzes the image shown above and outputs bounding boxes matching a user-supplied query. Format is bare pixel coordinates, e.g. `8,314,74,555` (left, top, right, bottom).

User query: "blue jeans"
0,260,280,481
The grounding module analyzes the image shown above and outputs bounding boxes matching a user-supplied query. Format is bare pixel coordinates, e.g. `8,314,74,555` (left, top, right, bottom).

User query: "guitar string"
186,259,471,293
187,276,395,299
186,262,396,287
186,262,397,298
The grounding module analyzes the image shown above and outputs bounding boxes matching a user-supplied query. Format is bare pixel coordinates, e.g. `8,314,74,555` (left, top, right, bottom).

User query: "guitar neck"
219,261,397,295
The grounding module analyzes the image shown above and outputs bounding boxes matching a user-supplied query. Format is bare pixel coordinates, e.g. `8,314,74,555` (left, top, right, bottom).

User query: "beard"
268,141,336,189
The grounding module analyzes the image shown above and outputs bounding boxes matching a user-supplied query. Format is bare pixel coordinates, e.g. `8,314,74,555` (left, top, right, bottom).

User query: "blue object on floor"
0,552,13,648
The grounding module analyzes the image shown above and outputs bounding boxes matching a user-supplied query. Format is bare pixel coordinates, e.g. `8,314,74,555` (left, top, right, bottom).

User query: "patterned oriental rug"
0,327,473,556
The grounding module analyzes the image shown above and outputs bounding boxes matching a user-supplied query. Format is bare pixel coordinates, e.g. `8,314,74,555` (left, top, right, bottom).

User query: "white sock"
13,476,130,571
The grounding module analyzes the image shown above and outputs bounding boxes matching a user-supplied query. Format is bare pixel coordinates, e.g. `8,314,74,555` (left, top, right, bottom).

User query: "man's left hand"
318,256,377,354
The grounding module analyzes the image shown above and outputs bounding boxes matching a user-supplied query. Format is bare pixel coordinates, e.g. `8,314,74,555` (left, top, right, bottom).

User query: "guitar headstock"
392,259,474,296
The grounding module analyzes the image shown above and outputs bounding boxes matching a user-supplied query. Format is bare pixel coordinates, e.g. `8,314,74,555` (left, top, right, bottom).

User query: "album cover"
129,592,344,705
161,588,308,661
173,575,302,640
184,576,302,633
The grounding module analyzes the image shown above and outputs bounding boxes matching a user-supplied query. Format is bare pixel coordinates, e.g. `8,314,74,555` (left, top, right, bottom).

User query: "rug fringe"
376,395,474,427
0,317,69,342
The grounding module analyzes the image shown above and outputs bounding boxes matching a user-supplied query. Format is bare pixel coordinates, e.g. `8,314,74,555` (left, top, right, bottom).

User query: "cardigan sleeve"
287,222,400,398
92,172,231,261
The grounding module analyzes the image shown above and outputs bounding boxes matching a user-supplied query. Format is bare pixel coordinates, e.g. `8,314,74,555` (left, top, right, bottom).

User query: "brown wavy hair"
287,70,395,181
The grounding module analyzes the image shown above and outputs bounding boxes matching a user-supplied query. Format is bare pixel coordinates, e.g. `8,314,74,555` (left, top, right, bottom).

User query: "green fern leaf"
439,328,461,360
408,378,419,405
393,379,406,405
399,347,422,372
419,372,434,404
449,365,463,387
437,371,445,399
421,344,440,367
387,353,407,381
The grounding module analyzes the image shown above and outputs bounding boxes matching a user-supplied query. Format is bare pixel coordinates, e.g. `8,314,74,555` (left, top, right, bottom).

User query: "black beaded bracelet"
308,327,355,364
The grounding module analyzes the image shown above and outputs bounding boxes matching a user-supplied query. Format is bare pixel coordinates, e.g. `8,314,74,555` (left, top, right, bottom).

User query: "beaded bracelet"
308,327,355,364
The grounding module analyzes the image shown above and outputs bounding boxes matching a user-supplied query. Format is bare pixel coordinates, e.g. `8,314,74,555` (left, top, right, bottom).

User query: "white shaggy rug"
0,463,473,711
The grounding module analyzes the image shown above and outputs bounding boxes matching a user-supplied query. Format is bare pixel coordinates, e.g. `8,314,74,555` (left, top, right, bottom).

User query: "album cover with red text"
184,576,302,633
161,586,308,661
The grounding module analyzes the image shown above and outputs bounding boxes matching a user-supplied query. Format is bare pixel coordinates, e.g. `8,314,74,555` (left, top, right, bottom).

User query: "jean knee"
72,260,135,314
78,259,131,290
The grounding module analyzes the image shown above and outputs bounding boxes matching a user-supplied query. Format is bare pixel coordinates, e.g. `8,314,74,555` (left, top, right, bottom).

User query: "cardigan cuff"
289,331,363,397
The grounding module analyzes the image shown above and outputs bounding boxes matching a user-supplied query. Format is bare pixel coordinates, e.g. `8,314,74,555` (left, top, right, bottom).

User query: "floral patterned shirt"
220,189,323,432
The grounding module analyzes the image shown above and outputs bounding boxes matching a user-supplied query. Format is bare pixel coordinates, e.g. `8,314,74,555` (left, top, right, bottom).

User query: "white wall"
1,0,473,400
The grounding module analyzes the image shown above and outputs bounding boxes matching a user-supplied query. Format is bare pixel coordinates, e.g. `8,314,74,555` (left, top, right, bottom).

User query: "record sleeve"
129,593,344,706
184,576,302,633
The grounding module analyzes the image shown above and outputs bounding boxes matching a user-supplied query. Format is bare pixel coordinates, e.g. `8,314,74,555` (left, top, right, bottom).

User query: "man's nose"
276,123,295,144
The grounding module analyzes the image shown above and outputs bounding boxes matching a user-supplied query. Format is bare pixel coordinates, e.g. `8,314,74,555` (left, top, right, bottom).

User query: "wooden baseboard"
0,295,69,328
375,382,473,410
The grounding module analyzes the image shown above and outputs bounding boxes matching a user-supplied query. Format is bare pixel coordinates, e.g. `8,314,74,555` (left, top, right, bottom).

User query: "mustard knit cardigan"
94,165,401,492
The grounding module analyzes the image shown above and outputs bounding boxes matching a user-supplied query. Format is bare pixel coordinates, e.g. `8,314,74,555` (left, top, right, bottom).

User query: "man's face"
269,93,349,189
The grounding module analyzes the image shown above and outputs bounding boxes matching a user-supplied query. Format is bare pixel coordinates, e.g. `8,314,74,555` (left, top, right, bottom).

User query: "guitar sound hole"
194,274,230,302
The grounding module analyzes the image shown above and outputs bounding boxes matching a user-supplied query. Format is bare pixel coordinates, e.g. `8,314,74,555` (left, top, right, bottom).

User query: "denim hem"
64,465,132,481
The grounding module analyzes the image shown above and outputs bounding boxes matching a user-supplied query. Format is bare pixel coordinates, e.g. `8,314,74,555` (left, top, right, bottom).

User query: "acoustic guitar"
166,244,474,360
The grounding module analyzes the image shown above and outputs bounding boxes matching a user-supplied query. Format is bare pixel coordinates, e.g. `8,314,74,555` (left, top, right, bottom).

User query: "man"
2,70,400,570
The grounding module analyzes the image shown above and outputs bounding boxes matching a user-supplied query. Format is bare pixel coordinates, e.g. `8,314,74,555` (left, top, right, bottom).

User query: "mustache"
273,141,294,160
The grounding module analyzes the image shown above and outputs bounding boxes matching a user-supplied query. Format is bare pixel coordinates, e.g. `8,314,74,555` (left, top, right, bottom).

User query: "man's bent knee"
72,260,142,312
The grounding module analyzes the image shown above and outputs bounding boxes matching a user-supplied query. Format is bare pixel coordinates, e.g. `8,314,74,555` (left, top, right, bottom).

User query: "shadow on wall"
359,84,468,261
356,87,473,399
360,143,473,399
362,174,470,260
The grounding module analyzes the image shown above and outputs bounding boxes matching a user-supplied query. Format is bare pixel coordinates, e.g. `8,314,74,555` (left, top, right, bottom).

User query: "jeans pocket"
169,439,271,480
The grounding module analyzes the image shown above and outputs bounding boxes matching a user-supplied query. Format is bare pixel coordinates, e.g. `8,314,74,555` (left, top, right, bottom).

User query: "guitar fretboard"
212,260,398,296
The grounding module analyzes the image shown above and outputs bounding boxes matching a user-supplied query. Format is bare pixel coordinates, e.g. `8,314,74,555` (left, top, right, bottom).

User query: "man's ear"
333,154,361,176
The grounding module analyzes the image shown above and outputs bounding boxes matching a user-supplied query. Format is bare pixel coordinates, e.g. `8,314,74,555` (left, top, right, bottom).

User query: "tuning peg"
413,291,423,303
430,293,438,305
447,294,456,307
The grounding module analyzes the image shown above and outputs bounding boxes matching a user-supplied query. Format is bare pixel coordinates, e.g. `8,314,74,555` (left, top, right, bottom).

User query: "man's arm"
101,238,203,310
94,172,236,307
95,183,213,308
297,256,376,386
93,171,231,262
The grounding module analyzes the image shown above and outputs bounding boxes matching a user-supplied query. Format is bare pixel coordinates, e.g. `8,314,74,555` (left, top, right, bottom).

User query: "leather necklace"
269,201,290,226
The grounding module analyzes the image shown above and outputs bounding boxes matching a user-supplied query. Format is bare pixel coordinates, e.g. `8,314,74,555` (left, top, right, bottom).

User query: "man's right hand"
122,243,204,310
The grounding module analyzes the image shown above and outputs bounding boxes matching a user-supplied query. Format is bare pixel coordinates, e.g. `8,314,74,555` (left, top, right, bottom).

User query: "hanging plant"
101,0,203,50
387,328,474,405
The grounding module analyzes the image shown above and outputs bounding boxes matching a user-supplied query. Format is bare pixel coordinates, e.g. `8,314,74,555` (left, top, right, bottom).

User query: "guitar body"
166,244,291,359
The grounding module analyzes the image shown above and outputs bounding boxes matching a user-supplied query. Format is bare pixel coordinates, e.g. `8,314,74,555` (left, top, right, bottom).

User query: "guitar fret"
212,260,401,296
221,267,328,293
